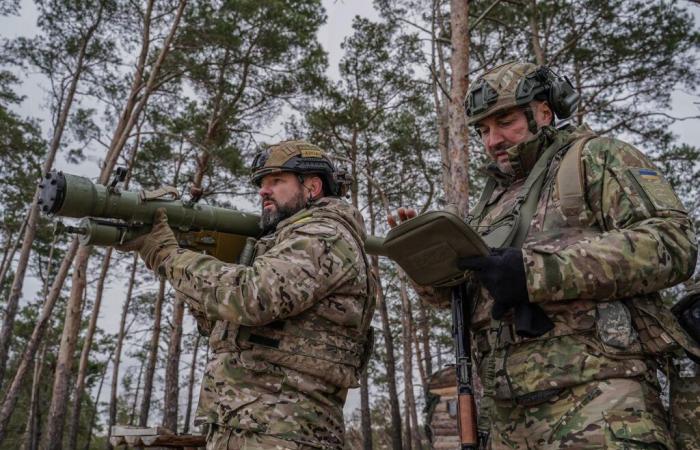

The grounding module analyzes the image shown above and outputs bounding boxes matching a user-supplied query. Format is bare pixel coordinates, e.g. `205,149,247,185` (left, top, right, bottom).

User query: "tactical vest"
468,125,700,405
207,207,376,390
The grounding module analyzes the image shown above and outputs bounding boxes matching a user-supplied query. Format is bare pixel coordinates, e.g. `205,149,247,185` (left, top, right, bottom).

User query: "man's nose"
259,184,272,198
484,129,504,149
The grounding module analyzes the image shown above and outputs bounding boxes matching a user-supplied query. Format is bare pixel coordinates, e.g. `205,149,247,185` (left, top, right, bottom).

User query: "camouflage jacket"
158,197,375,449
420,124,698,402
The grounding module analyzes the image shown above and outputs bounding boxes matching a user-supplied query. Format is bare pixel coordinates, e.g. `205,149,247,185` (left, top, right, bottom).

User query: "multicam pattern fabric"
417,124,698,445
670,359,700,450
156,197,375,450
490,378,673,449
465,61,538,125
207,425,319,450
522,133,695,304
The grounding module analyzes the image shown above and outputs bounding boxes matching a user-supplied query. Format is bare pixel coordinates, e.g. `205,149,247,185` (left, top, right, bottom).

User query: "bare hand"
387,207,417,228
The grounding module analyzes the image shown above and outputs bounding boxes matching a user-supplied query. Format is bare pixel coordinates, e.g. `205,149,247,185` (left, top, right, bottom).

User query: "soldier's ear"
534,100,554,127
306,175,324,198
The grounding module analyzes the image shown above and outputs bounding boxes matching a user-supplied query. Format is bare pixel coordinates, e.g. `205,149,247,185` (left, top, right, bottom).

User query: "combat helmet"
465,61,580,131
250,140,349,197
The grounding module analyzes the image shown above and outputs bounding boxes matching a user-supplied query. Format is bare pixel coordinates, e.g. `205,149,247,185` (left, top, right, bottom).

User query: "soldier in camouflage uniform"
119,141,376,450
670,277,700,450
392,62,699,448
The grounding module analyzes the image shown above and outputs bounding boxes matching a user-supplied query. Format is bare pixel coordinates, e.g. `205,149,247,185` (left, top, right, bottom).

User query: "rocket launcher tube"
38,170,388,256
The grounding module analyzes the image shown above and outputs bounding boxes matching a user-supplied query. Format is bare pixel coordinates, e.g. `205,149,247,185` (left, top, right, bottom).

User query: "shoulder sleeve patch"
627,167,686,212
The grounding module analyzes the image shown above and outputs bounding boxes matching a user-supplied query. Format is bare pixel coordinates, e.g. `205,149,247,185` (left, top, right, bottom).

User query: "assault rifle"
452,283,480,449
38,169,387,260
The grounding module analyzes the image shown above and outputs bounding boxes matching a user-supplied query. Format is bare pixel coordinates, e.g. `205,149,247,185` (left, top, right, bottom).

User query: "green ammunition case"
383,211,488,287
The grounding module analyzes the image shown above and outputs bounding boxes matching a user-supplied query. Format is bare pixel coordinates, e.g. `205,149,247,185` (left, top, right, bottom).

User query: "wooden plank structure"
426,367,460,450
110,426,206,449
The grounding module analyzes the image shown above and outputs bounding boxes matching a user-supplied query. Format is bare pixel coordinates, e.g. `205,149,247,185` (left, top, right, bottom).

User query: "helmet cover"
250,140,348,196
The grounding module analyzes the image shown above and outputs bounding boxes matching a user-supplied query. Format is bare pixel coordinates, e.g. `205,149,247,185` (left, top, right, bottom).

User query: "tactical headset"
516,66,580,120
466,63,580,131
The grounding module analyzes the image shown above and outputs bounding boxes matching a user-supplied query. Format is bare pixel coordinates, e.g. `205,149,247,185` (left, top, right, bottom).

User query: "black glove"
457,247,529,320
672,294,700,364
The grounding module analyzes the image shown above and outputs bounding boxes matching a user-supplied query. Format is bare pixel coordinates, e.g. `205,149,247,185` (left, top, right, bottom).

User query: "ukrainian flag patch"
628,167,685,212
638,168,660,181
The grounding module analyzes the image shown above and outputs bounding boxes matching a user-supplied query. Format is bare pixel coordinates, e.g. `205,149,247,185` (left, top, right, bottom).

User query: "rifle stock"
452,283,479,449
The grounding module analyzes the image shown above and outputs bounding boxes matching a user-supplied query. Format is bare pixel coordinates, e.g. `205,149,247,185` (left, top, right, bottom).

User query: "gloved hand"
457,247,529,320
115,207,178,270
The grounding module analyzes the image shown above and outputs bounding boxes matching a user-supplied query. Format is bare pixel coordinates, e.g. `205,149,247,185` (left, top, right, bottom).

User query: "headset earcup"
548,75,579,119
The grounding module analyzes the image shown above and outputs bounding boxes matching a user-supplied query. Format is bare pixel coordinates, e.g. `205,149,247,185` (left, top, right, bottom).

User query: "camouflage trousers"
488,378,674,449
206,426,318,450
670,359,700,450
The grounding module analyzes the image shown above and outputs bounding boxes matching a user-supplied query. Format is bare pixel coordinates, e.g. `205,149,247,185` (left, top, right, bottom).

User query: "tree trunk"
403,393,411,450
0,183,43,390
360,368,372,450
364,154,402,450
43,243,92,450
0,227,13,276
67,248,113,450
85,355,112,450
417,300,433,378
0,238,79,444
412,322,428,392
399,276,423,450
528,0,546,65
70,116,143,445
432,0,452,197
375,266,403,450
139,278,165,427
182,334,200,434
0,215,27,290
129,360,144,426
2,231,56,399
105,253,138,450
192,47,231,190
43,3,186,447
0,0,104,394
574,56,584,124
21,342,47,450
101,0,187,176
447,0,470,216
163,292,185,432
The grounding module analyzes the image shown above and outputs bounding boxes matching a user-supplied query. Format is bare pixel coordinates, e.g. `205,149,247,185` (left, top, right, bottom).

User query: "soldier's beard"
260,190,307,233
490,143,515,175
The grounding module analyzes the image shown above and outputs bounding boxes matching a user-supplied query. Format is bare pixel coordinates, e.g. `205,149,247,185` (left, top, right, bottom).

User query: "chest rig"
468,127,597,339
468,126,597,249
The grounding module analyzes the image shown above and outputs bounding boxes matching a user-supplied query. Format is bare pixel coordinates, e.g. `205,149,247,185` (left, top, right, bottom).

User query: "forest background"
0,0,699,449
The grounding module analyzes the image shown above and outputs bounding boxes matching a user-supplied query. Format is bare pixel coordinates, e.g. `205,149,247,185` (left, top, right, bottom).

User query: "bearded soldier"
391,62,699,448
119,140,376,450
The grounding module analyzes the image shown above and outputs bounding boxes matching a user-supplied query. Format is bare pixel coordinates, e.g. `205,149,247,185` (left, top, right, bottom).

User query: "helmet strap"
523,105,539,134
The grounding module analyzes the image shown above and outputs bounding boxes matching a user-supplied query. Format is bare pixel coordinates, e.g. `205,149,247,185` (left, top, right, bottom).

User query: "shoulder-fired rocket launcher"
38,169,387,262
